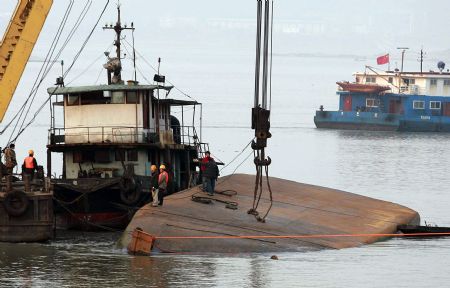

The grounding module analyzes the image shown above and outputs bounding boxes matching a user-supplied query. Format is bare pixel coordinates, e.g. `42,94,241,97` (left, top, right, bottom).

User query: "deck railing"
48,125,199,146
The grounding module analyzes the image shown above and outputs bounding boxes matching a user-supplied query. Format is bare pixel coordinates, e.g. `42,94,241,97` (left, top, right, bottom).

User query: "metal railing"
399,85,426,95
48,125,198,146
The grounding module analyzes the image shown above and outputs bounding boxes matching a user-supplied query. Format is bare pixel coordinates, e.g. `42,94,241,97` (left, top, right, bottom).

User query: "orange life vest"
24,156,35,169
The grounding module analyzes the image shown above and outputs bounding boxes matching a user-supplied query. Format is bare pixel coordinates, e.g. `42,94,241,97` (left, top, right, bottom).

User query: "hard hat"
28,149,34,155
150,165,157,171
159,164,166,170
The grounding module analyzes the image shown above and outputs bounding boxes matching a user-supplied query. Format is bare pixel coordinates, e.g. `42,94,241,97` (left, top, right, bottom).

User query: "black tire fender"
3,190,29,217
119,177,142,205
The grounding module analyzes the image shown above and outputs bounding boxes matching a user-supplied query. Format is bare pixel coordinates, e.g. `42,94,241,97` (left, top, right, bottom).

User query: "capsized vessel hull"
118,174,419,253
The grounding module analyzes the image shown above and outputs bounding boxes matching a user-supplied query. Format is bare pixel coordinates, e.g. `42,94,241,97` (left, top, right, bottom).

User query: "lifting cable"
7,0,111,144
248,0,273,223
14,0,93,142
0,0,75,141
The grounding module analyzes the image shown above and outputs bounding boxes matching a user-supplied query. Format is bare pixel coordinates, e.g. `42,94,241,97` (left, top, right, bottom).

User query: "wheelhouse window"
80,91,109,105
126,91,138,104
111,91,125,104
115,149,137,161
127,150,138,162
366,98,379,108
444,79,450,86
115,150,125,162
413,100,425,109
430,101,441,110
95,151,111,163
403,78,415,85
67,94,80,106
430,79,437,86
365,77,376,83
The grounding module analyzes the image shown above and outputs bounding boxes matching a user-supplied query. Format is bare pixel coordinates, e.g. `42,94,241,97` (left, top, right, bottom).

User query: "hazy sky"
1,0,450,170
2,0,450,57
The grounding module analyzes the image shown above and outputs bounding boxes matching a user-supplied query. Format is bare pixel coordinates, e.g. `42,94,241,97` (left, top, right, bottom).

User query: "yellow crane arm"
0,0,53,122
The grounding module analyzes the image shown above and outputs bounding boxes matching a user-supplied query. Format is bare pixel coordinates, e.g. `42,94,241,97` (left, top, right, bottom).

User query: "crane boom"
0,0,53,122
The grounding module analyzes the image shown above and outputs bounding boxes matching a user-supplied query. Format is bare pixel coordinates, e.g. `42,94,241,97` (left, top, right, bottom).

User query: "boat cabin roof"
47,84,174,95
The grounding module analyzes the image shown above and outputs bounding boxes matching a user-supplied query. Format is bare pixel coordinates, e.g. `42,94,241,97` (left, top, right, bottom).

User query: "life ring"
3,190,29,217
119,177,142,205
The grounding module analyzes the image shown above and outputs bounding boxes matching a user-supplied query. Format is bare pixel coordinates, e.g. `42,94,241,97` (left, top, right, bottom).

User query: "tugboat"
315,62,450,132
46,6,209,230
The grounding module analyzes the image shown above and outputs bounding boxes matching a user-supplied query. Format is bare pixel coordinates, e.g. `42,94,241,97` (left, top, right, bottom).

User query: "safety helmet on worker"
28,149,34,156
151,165,157,172
159,164,166,170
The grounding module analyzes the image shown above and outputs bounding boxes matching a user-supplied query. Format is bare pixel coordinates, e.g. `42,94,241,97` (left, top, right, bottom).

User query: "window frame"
366,98,379,108
430,101,441,110
430,79,437,86
126,91,139,104
413,100,425,110
365,77,376,83
66,94,80,106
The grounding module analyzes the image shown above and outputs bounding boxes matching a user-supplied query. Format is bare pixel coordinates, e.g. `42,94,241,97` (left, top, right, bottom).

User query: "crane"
0,0,53,122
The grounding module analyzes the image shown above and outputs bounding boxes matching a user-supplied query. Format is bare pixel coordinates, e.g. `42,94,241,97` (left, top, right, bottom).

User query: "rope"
146,232,450,240
122,38,197,101
53,197,123,232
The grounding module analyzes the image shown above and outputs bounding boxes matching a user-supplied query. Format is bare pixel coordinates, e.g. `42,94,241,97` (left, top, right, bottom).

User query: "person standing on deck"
158,164,169,206
22,150,38,180
4,143,17,175
203,156,219,196
201,151,212,192
150,165,159,207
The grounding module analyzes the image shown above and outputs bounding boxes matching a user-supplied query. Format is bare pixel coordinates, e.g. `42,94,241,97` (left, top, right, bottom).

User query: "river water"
2,2,450,287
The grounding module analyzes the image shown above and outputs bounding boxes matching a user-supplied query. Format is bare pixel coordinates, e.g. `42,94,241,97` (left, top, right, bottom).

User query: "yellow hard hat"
159,164,166,170
28,150,34,155
150,165,157,172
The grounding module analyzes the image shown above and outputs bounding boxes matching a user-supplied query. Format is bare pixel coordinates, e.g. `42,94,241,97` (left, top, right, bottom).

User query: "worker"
4,143,17,175
201,151,212,192
158,164,169,206
150,165,159,207
22,150,38,180
203,155,219,196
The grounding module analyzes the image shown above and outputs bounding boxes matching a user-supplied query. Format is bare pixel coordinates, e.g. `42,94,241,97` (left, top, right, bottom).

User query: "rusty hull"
119,174,419,253
0,192,53,242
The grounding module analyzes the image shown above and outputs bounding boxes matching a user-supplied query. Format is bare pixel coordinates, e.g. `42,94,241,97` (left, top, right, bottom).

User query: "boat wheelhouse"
315,66,450,131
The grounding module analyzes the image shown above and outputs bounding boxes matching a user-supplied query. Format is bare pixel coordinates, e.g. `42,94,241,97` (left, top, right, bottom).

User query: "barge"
0,173,53,242
315,64,450,131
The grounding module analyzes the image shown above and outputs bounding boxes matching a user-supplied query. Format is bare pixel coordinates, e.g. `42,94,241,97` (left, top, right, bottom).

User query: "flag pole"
388,53,390,71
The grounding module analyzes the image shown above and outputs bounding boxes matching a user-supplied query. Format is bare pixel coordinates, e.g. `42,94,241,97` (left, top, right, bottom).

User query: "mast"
103,4,134,84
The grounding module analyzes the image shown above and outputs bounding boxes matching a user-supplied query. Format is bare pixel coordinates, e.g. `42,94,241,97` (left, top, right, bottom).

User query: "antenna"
397,47,409,73
418,48,426,74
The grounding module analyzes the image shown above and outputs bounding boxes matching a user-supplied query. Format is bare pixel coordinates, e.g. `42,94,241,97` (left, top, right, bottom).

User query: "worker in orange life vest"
22,150,38,180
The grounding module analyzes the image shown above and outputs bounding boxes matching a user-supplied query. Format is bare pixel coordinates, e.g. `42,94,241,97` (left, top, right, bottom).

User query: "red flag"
377,54,389,65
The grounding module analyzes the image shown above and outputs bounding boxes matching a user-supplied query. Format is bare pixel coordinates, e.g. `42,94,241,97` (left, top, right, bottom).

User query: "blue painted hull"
314,110,450,132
